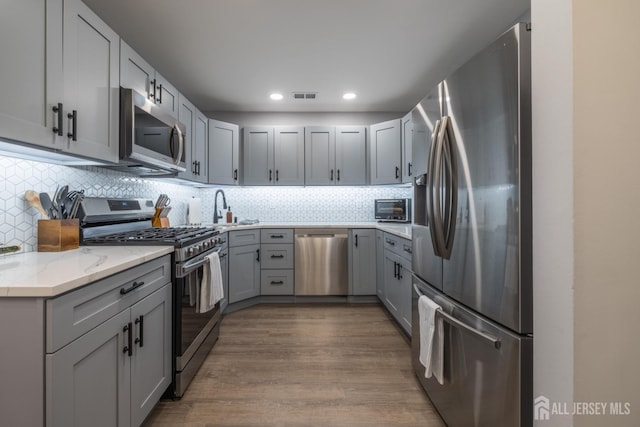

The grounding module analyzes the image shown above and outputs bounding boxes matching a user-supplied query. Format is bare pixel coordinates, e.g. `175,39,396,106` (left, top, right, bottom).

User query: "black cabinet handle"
256,249,260,262
134,315,144,347
123,322,132,356
403,246,412,254
395,166,400,179
276,169,279,181
337,169,340,181
385,238,396,246
408,162,412,176
120,281,145,295
52,103,63,136
269,169,272,181
270,254,284,259
67,110,77,141
270,235,284,239
397,263,403,279
219,252,227,259
330,169,334,181
149,79,156,100
157,84,163,103
354,234,358,248
233,169,238,181
270,280,284,285
393,262,398,279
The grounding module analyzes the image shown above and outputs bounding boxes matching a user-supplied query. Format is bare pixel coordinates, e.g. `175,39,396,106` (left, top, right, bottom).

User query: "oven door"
173,247,222,397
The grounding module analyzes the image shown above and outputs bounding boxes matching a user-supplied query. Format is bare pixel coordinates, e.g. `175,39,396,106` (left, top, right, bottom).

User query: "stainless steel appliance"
113,88,186,176
374,198,412,222
411,23,532,426
79,197,223,398
294,229,348,295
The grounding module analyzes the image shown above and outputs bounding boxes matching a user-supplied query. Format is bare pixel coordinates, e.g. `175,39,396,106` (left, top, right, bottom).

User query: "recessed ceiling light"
343,92,357,100
270,93,283,101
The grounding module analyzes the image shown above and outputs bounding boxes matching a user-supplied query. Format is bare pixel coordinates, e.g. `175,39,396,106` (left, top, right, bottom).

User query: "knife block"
37,219,79,252
151,208,170,228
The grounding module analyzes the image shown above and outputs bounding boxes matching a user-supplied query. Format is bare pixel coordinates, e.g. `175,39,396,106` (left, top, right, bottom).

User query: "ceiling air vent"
292,92,318,100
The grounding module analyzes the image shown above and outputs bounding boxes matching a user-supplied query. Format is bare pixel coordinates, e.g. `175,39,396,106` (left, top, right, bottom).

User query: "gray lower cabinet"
261,270,294,295
349,229,377,295
375,230,385,299
219,233,229,312
381,233,412,335
260,229,294,296
228,243,261,303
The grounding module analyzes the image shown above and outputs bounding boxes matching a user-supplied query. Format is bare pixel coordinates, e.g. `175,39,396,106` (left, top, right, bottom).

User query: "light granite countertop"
213,222,412,240
0,246,174,298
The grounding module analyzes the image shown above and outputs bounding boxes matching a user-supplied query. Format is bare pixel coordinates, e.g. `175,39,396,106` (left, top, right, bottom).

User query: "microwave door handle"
173,124,184,167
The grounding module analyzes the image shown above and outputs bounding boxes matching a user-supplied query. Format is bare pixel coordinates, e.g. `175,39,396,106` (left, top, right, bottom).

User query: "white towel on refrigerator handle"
418,294,444,384
199,252,224,313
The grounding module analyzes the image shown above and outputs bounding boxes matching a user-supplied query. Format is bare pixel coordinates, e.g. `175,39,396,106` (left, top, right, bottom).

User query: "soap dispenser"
226,206,232,223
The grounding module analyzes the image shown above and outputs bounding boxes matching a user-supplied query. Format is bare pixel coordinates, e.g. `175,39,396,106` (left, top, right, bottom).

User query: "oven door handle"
177,247,220,277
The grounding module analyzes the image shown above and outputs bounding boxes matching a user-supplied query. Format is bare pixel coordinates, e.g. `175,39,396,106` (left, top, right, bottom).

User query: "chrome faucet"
213,189,227,224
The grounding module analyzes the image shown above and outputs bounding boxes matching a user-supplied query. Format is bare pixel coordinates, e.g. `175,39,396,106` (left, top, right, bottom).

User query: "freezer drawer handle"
413,284,502,349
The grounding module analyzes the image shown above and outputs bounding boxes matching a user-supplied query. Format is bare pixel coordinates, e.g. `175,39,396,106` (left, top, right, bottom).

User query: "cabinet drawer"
383,232,412,262
260,228,293,244
46,255,171,353
260,270,294,295
260,244,294,269
229,229,260,247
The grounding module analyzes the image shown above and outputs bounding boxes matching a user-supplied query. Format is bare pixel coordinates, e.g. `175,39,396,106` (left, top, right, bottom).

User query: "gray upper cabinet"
62,0,119,163
243,126,304,186
192,110,209,183
370,119,402,184
120,40,179,120
208,119,240,185
349,229,377,295
0,0,62,151
335,126,367,185
0,0,118,163
305,126,367,186
305,126,335,185
178,97,196,181
274,126,305,185
242,127,273,185
401,112,413,183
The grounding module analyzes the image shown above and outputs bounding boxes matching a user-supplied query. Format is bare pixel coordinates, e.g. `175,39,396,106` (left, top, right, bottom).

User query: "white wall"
531,0,574,425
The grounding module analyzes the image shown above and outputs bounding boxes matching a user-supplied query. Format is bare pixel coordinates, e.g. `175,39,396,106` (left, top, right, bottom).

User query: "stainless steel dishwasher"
294,229,348,295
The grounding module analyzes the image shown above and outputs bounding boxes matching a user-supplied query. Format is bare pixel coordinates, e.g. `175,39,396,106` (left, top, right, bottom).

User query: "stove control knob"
188,247,195,256
203,241,209,249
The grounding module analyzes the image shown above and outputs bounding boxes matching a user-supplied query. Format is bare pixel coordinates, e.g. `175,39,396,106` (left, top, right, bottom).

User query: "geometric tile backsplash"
0,155,411,255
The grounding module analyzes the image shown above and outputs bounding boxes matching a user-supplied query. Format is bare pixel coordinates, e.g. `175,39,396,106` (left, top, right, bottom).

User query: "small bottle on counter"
226,206,232,223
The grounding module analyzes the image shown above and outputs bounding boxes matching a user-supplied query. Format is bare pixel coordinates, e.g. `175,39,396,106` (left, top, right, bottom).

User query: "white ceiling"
83,0,530,114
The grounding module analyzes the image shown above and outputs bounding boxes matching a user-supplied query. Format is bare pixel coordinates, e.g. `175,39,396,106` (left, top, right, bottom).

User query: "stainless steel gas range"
79,197,223,398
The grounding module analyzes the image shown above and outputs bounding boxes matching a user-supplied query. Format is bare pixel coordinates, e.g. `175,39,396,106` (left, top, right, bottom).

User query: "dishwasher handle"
296,233,348,238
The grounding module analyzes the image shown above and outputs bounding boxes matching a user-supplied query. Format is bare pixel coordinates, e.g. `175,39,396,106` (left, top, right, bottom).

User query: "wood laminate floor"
144,304,445,427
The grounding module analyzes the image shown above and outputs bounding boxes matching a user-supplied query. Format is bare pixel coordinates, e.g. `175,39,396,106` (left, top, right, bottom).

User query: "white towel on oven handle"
199,251,223,313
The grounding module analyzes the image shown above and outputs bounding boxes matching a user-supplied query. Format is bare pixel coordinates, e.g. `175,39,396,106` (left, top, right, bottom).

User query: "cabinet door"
130,284,172,427
383,251,401,317
397,258,412,335
219,247,229,312
208,119,240,185
228,243,261,303
154,72,179,120
193,110,209,183
350,229,377,295
0,0,62,150
46,309,130,427
274,126,304,185
304,126,335,185
62,0,119,163
243,127,273,185
178,97,196,180
120,40,154,102
401,112,414,183
369,119,401,184
375,231,385,299
336,126,367,185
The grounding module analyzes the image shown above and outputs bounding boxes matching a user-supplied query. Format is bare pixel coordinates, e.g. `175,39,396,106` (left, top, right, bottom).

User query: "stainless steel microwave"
116,87,186,176
374,198,412,222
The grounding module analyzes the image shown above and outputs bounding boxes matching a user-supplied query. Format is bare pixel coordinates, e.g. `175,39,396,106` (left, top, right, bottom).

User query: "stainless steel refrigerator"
411,23,532,427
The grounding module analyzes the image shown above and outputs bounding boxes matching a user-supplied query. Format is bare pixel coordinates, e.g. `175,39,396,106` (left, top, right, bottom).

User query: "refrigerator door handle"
427,119,442,256
413,284,501,349
440,116,459,259
432,117,448,257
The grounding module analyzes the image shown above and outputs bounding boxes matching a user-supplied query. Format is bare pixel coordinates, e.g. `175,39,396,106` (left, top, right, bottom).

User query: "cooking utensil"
159,206,172,218
68,193,84,219
57,185,68,218
39,192,53,219
25,190,50,219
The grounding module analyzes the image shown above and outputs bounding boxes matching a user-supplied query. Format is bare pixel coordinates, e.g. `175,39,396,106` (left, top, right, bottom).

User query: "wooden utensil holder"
38,219,79,252
152,208,170,228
